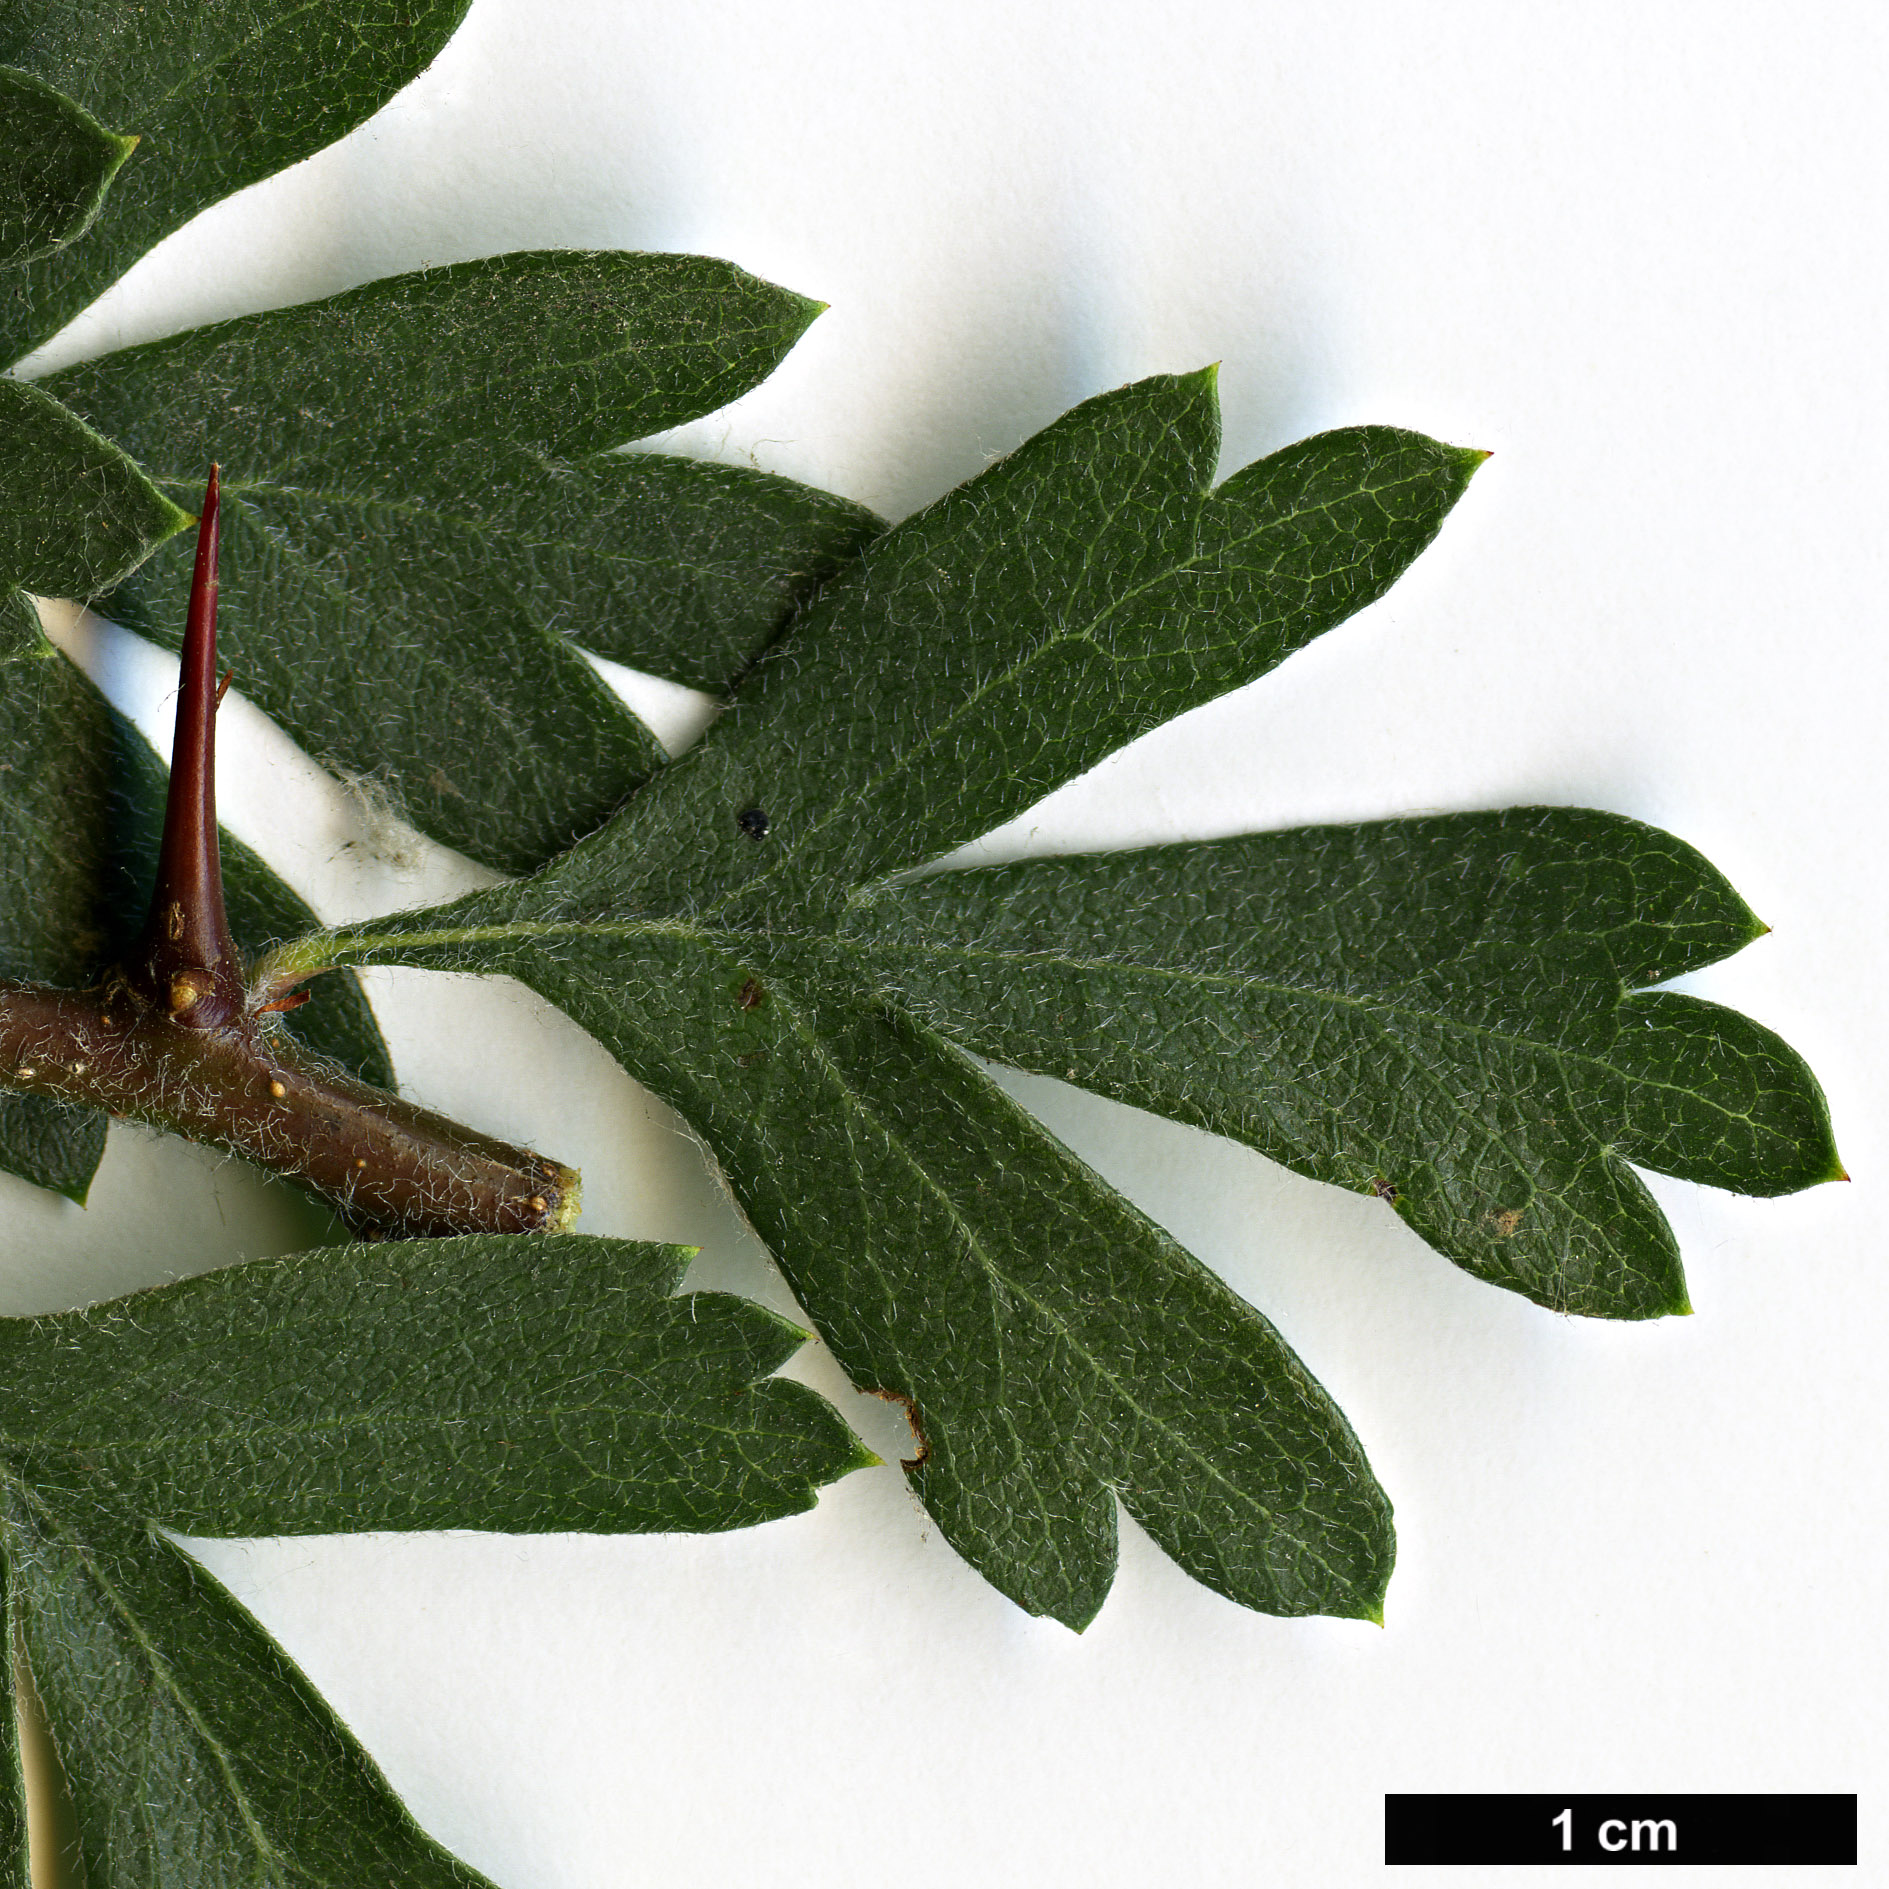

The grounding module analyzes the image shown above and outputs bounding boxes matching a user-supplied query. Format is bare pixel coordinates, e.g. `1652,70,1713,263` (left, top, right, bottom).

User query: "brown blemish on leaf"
1370,1176,1398,1203
738,977,766,1010
866,1387,930,1470
1489,1206,1525,1238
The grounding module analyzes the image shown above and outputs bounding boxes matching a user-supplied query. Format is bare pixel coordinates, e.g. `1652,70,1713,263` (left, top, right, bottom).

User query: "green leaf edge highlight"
0,67,137,268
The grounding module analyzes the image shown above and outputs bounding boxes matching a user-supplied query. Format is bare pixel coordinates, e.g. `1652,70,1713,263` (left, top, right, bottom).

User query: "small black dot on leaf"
736,807,769,840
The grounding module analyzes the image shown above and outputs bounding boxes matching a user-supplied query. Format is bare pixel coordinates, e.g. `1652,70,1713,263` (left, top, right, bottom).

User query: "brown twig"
0,469,579,1237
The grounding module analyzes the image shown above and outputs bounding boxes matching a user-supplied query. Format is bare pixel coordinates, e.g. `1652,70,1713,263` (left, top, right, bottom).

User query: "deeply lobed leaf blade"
842,808,1838,1316
296,901,1392,1627
555,376,1483,926
0,1234,871,1535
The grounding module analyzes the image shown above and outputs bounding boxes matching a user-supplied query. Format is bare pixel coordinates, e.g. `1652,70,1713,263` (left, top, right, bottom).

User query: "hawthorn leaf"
0,65,135,269
246,375,1487,1619
269,369,1838,1616
0,375,186,599
557,373,1485,927
274,908,1391,1627
842,809,1842,1317
0,0,472,363
2,1480,496,1889
0,1234,863,1879
0,1233,874,1534
0,626,392,1202
49,253,857,870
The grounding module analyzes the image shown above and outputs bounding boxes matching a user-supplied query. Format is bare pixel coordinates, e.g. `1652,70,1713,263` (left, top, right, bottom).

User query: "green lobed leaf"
249,375,1495,1620
0,375,187,598
0,1233,873,1535
551,374,1484,927
841,809,1841,1318
284,907,1390,1627
2,1478,496,1889
270,369,1839,1614
49,253,860,871
0,66,135,269
0,0,472,363
0,623,392,1202
0,1231,865,1878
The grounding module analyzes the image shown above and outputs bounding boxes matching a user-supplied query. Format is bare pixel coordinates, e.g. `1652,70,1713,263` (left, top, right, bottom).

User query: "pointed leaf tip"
0,68,140,267
0,379,193,596
776,287,829,341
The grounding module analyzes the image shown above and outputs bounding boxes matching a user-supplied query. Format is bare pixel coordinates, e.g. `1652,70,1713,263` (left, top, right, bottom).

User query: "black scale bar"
1385,1794,1856,1865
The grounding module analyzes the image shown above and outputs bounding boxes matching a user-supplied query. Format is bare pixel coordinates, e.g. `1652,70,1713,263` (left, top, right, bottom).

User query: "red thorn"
255,988,313,1015
215,667,234,708
131,465,244,1027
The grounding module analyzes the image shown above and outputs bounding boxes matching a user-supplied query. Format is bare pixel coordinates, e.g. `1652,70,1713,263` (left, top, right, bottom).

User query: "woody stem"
0,467,579,1238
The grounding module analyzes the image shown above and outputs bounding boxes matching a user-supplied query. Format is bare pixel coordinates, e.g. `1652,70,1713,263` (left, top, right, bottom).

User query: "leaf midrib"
8,1477,299,1879
856,932,1794,1149
145,471,771,596
6,1390,797,1460
727,948,1365,1593
307,895,1767,1143
116,302,798,461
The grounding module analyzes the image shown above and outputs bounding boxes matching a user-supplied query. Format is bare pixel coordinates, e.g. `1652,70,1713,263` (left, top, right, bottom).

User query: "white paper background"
5,3,1884,1882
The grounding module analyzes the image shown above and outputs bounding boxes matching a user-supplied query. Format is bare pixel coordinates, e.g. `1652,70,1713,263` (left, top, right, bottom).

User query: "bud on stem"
0,469,580,1237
